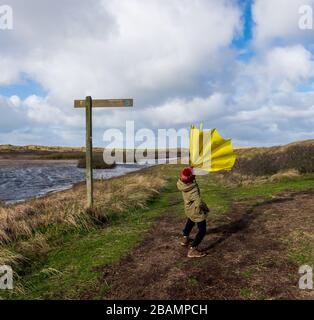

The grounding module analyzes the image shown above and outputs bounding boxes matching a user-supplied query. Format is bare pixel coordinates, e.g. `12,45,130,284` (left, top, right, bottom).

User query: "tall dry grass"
0,168,165,287
0,171,166,248
0,248,23,266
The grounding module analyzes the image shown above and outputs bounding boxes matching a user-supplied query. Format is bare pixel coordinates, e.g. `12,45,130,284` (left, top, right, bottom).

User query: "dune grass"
0,169,165,244
1,141,314,299
0,168,166,284
0,166,172,300
1,162,313,299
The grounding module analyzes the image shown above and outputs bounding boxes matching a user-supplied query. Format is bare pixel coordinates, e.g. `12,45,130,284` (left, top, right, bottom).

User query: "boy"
177,167,209,258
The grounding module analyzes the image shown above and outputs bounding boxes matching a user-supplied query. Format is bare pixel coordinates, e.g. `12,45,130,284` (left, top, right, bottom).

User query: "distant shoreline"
0,159,79,168
0,148,188,162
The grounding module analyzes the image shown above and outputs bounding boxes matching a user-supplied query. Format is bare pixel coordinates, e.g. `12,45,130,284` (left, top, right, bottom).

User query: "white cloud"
264,46,314,83
221,45,314,146
1,0,314,147
228,45,314,115
139,93,226,127
9,95,21,107
253,0,314,47
0,0,243,145
23,95,82,127
0,95,27,132
2,0,240,101
0,57,20,85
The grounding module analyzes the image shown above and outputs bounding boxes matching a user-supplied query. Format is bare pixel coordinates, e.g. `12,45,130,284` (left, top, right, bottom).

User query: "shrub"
78,153,117,169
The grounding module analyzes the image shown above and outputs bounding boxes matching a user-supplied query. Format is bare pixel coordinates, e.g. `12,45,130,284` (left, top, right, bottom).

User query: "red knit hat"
181,167,195,184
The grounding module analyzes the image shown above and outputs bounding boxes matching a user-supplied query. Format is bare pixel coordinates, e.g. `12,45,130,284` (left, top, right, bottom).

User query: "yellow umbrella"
189,125,236,173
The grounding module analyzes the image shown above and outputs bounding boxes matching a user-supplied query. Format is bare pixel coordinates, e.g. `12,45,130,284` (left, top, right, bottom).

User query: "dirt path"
89,189,314,300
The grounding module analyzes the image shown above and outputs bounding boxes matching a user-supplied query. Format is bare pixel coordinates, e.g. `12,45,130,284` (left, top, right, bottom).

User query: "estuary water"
0,160,147,204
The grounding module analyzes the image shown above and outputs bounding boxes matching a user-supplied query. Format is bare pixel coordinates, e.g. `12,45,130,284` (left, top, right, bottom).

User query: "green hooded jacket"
177,179,209,223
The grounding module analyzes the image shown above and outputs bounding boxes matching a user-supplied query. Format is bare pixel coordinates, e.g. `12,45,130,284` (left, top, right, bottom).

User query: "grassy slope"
15,196,170,299
1,163,314,300
0,166,174,299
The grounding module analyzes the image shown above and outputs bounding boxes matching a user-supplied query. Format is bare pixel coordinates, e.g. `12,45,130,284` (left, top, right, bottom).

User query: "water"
0,161,147,204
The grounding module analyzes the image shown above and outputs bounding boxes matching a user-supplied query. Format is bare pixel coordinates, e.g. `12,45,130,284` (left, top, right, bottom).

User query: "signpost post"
74,97,133,208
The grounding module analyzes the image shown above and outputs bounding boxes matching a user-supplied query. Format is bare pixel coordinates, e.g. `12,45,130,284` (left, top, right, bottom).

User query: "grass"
1,140,314,299
286,230,314,265
0,168,166,245
240,288,254,299
196,172,314,221
23,206,167,299
0,166,175,299
0,167,168,299
187,277,199,287
2,164,313,299
242,267,257,281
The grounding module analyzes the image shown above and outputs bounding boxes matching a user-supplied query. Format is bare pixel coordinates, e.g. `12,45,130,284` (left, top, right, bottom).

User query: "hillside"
234,139,314,158
1,139,313,156
0,144,187,161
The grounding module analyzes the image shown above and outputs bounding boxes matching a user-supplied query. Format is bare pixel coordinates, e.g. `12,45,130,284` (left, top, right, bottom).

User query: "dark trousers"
183,218,206,248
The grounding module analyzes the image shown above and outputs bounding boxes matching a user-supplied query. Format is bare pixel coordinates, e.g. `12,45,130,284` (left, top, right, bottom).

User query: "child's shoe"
187,247,206,258
180,236,190,247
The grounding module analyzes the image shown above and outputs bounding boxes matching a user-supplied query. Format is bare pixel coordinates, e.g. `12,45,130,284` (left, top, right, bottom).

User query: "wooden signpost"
74,97,133,208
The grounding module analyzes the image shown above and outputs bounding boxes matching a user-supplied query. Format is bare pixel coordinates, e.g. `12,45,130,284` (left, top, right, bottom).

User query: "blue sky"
0,75,46,99
1,0,314,147
233,0,254,49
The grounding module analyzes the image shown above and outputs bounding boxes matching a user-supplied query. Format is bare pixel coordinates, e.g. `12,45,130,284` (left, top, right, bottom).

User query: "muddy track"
86,189,314,300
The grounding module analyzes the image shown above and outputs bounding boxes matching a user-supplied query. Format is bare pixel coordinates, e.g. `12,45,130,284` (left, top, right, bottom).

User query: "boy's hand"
200,201,210,213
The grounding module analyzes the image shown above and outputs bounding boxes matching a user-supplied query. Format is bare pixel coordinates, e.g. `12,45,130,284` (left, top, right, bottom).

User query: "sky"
0,0,314,148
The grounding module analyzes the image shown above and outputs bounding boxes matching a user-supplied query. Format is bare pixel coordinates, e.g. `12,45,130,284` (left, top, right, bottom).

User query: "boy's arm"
190,187,209,213
194,184,210,213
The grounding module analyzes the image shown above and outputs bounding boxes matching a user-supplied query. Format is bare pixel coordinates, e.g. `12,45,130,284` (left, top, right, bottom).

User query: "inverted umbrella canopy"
189,125,237,173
